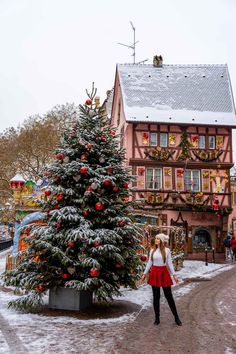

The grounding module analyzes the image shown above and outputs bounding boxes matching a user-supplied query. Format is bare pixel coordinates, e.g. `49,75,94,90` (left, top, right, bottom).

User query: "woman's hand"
141,274,147,283
173,275,180,284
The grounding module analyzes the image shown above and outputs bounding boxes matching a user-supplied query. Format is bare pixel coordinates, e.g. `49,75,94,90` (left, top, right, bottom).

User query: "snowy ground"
0,248,234,354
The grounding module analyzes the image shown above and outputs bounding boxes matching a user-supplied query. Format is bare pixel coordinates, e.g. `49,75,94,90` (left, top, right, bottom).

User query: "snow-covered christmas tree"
3,84,143,309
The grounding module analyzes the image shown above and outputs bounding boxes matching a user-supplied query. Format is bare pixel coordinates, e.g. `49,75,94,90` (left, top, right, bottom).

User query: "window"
209,136,215,149
160,133,168,147
199,135,205,149
146,168,162,189
150,133,157,146
184,170,200,192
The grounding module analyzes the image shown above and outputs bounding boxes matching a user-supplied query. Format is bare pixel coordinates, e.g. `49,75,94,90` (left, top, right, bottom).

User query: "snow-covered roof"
10,174,25,182
117,63,236,126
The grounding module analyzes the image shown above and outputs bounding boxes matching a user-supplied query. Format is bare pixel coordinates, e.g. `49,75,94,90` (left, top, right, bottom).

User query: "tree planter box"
49,287,93,311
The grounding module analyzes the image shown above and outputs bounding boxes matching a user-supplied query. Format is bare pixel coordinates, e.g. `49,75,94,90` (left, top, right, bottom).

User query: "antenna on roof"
118,21,141,64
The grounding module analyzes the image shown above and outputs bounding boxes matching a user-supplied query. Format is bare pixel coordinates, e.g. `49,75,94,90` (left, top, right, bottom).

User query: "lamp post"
205,247,208,266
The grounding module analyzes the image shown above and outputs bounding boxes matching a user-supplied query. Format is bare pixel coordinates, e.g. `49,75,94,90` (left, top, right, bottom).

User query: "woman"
141,233,182,326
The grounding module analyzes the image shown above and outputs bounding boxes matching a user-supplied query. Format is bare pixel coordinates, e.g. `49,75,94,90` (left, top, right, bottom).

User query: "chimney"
153,55,163,67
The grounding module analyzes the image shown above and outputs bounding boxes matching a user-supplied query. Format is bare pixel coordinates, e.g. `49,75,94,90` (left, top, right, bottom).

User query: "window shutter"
163,167,172,190
175,168,184,191
136,166,145,189
202,169,210,192
142,132,149,145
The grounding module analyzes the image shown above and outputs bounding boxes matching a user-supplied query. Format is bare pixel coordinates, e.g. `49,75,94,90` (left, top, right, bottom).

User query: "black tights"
152,286,179,320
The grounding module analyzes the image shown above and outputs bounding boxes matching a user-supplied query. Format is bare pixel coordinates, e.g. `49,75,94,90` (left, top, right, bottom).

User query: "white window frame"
184,170,200,192
150,132,157,146
146,168,162,190
160,133,168,147
209,136,215,149
199,135,206,149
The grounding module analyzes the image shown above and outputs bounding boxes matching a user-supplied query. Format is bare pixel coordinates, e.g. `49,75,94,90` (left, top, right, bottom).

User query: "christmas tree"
3,84,143,309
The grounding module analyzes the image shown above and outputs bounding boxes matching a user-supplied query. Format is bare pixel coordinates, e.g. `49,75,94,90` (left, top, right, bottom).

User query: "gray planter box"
49,287,93,311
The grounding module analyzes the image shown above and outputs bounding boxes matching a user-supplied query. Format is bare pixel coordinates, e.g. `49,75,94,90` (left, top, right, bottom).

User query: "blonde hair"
151,238,166,263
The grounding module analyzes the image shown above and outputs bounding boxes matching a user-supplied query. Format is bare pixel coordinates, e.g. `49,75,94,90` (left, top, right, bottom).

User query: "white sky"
0,0,236,155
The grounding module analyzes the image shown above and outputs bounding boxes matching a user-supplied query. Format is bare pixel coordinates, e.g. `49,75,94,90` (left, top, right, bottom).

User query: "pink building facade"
110,60,236,253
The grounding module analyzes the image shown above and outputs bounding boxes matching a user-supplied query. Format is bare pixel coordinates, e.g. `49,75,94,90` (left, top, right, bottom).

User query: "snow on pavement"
0,249,234,354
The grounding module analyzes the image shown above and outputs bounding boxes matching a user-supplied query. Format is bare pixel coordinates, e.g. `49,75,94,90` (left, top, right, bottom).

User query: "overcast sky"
0,0,236,154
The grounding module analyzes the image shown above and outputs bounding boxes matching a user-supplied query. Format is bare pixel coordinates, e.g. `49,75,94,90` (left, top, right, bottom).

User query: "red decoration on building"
89,268,100,277
56,153,64,160
56,194,64,201
123,182,129,188
85,99,92,106
95,202,104,211
80,166,88,174
67,241,75,247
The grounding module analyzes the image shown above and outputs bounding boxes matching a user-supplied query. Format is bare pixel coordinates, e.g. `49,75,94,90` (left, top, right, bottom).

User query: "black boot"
175,317,182,326
154,318,160,326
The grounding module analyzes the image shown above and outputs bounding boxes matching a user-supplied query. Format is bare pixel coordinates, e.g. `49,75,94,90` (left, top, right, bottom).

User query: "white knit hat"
155,233,166,243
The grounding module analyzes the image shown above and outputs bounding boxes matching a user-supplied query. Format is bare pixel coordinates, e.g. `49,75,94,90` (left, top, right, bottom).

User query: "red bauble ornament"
123,182,129,188
54,204,59,209
113,186,119,192
107,167,113,174
89,268,100,277
118,220,126,227
217,213,221,219
110,130,116,136
62,273,70,279
55,222,61,230
56,194,64,201
81,154,87,160
80,166,88,174
93,240,101,247
85,99,92,106
82,210,89,217
56,153,64,160
67,240,75,247
53,177,61,182
86,186,93,192
103,179,111,186
140,255,147,262
36,284,45,292
115,263,122,269
87,143,92,149
101,135,107,141
95,202,104,211
213,204,219,211
44,189,52,196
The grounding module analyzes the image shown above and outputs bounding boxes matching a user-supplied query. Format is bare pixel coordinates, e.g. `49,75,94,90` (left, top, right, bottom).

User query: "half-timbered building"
110,58,236,254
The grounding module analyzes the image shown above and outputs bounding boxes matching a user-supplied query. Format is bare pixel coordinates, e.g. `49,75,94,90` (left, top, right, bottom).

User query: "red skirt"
148,266,173,287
